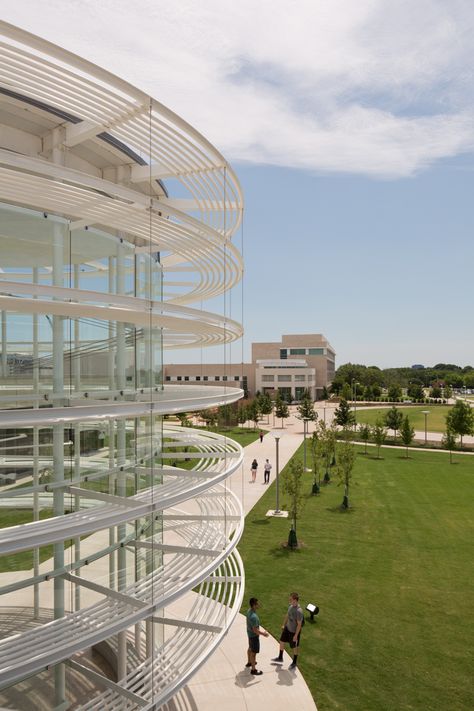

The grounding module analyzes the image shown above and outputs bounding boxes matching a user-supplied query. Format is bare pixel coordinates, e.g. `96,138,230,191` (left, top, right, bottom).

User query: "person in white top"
264,459,272,484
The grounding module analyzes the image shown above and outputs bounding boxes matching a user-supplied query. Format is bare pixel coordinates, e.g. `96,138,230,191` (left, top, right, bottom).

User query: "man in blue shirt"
246,597,269,675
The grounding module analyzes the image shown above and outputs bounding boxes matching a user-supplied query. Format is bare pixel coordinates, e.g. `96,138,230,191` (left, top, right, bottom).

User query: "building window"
279,349,287,359
184,376,189,381
177,376,182,381
215,376,220,381
289,348,305,355
234,376,240,381
203,376,208,381
165,376,171,381
308,348,324,355
223,376,228,381
262,375,274,382
278,375,291,382
294,375,305,381
196,376,201,381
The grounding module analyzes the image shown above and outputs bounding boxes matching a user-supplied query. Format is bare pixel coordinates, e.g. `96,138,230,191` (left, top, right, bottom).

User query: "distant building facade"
165,333,335,400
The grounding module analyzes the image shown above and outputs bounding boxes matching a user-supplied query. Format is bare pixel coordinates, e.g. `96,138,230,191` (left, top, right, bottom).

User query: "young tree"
316,420,337,483
334,398,355,429
407,382,424,400
199,409,217,429
442,427,457,464
247,399,261,430
372,418,387,459
358,423,371,455
237,403,248,428
384,406,403,441
446,400,474,448
275,391,290,427
258,392,273,423
321,385,329,400
296,390,317,422
400,415,415,458
177,412,191,427
443,384,453,401
335,438,356,509
387,384,402,401
429,385,442,399
282,458,305,547
341,382,352,401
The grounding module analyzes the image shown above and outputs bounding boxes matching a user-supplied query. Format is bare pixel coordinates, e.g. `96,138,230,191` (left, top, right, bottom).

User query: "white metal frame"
0,20,244,710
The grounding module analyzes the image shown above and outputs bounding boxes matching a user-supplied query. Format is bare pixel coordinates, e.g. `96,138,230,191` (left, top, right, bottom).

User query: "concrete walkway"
168,408,322,711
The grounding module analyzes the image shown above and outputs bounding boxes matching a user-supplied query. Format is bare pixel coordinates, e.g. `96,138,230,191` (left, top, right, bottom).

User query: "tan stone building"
164,333,335,400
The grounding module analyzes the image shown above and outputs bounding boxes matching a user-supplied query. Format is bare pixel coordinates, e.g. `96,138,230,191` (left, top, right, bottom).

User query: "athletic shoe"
272,656,283,663
289,661,297,671
251,669,263,675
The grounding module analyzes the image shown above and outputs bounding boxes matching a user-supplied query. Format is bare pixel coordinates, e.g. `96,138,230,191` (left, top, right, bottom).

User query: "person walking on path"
272,592,304,671
263,458,272,484
251,458,258,483
259,430,264,443
246,597,269,675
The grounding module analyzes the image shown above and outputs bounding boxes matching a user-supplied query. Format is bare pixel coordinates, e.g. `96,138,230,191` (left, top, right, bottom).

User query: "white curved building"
0,21,244,709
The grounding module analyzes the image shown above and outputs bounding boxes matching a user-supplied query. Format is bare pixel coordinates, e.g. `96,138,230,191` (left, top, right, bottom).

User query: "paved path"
169,408,321,711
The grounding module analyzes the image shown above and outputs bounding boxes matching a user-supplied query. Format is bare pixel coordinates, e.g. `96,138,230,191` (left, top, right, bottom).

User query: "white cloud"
2,0,474,177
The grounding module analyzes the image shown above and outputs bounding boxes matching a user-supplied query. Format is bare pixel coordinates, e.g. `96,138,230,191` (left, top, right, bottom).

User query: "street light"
351,379,358,430
303,417,311,473
270,429,285,516
421,410,430,446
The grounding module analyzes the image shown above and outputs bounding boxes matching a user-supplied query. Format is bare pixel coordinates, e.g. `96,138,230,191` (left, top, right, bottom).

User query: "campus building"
165,333,335,400
0,21,244,709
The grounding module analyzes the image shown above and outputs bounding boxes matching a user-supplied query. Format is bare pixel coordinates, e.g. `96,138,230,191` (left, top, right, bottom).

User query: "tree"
407,382,424,400
177,412,191,427
334,398,355,429
400,416,415,458
199,409,217,429
341,382,352,401
372,418,387,459
275,391,289,427
429,386,442,399
387,384,402,401
282,459,305,548
384,406,403,440
335,438,356,509
296,390,317,422
321,385,329,400
443,384,453,401
237,404,248,428
257,392,273,423
316,420,337,483
358,423,371,455
446,401,474,448
247,399,261,430
442,427,457,464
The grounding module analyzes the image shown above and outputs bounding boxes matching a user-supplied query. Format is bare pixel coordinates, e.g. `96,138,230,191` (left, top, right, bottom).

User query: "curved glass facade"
0,21,244,709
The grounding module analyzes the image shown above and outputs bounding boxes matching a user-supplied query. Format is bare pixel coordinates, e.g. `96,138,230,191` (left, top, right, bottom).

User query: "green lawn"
238,445,474,711
355,405,452,433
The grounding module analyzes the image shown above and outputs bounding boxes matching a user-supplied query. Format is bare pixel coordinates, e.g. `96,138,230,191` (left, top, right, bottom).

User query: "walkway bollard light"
421,410,430,446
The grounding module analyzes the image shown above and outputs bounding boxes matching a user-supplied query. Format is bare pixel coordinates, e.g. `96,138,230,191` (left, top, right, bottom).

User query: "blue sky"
3,0,474,368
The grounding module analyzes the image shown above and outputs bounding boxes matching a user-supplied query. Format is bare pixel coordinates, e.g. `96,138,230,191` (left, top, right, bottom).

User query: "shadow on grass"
326,506,355,514
250,518,271,525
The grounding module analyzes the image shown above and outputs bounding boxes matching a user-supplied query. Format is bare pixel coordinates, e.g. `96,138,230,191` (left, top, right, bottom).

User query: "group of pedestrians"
250,458,272,483
246,592,304,675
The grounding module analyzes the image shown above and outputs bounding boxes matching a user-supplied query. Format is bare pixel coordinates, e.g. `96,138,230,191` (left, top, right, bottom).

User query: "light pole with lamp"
266,429,288,518
421,410,429,446
303,416,311,473
351,379,358,430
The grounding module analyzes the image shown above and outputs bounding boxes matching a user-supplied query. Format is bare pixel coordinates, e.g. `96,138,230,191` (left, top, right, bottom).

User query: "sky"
2,1,474,368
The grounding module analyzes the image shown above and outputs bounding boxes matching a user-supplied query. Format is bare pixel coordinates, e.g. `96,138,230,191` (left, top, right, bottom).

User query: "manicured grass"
0,509,74,573
355,405,452,433
238,445,474,711
193,425,262,448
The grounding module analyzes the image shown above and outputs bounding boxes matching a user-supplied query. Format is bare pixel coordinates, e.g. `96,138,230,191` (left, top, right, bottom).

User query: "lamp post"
351,379,358,430
421,410,430,446
271,429,285,515
303,417,311,473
